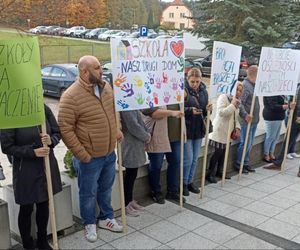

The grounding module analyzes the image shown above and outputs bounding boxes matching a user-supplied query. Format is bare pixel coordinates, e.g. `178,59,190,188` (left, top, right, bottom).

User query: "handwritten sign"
111,38,185,111
255,47,300,96
210,41,242,98
0,37,44,129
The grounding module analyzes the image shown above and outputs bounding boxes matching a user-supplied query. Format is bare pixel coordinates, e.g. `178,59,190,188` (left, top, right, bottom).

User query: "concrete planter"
61,170,121,220
3,183,74,238
0,199,11,249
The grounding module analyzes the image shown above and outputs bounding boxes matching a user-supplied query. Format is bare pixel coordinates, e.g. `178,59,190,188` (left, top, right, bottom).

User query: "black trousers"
18,200,49,248
124,168,138,206
207,147,226,177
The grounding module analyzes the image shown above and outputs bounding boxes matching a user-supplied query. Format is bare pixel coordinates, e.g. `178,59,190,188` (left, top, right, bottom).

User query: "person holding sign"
120,110,151,216
58,56,123,243
236,66,259,174
143,106,183,204
262,95,290,163
0,105,62,250
183,68,212,195
207,83,243,183
264,84,299,171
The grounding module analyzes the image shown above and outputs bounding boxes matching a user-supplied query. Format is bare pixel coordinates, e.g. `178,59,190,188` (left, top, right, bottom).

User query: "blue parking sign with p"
140,26,148,37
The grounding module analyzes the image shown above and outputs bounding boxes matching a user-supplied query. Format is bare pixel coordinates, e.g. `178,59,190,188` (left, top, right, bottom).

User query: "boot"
37,232,53,250
22,236,35,250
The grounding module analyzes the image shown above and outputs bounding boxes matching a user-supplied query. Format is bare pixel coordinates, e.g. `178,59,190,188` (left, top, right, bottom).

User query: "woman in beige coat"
206,82,243,183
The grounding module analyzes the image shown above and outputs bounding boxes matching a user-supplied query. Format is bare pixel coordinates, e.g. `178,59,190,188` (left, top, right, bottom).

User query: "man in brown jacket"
58,55,123,243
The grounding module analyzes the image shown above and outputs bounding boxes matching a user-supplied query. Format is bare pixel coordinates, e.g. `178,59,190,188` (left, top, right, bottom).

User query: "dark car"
42,63,112,97
282,41,300,50
194,52,259,80
42,64,79,97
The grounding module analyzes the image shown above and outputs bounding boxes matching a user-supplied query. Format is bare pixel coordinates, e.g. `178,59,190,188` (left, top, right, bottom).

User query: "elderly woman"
183,68,212,196
206,82,243,183
0,105,62,250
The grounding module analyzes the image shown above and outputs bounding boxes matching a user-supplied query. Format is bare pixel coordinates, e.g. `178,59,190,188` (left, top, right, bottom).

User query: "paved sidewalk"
3,158,299,249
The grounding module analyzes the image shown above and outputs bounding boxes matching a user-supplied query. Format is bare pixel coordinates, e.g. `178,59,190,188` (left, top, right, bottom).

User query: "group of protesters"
1,55,300,248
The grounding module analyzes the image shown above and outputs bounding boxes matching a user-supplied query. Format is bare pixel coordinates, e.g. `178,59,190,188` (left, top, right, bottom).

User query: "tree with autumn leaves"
0,0,108,28
0,0,163,29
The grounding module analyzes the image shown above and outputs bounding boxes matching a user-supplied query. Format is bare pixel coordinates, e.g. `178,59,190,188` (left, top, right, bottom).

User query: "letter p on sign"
140,26,148,37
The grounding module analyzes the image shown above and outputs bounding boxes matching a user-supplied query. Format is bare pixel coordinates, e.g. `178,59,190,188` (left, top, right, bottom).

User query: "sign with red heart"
170,40,184,58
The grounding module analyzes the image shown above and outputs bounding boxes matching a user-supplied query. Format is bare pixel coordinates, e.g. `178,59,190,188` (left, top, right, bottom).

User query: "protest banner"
0,37,58,249
111,37,185,210
201,41,242,196
111,38,185,111
255,47,300,97
0,37,45,128
210,41,242,98
250,47,300,174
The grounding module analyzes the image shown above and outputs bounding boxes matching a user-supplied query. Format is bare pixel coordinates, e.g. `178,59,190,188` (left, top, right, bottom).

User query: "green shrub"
63,150,77,178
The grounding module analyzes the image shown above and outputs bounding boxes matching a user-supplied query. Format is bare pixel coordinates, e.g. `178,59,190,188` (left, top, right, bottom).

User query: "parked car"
194,52,259,80
65,26,85,37
29,26,46,34
184,58,200,76
127,32,140,38
52,27,67,36
79,29,91,38
42,63,112,97
282,41,300,50
111,31,130,39
41,64,78,97
98,30,121,41
85,28,108,39
45,26,60,35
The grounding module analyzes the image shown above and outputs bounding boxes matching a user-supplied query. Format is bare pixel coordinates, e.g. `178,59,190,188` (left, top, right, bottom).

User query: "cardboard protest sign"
255,47,300,96
0,37,44,129
210,41,242,98
111,38,185,111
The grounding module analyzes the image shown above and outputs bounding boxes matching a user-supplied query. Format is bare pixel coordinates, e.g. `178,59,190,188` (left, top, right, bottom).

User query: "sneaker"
84,224,97,242
98,218,123,232
125,204,139,217
0,166,5,181
287,154,294,159
188,183,200,194
166,192,186,203
130,200,145,211
291,153,300,158
183,184,190,196
244,165,256,173
152,192,165,204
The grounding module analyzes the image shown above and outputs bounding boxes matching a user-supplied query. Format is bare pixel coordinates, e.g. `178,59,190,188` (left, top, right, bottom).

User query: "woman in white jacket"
206,82,243,183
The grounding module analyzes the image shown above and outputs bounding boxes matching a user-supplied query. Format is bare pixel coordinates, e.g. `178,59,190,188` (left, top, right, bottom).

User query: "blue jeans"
73,152,116,225
183,139,202,185
264,120,282,155
236,123,258,167
147,141,181,194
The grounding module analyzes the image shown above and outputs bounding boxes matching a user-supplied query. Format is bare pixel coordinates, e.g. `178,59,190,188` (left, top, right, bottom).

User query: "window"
169,12,174,18
180,13,185,18
180,23,185,29
50,67,65,78
41,67,52,76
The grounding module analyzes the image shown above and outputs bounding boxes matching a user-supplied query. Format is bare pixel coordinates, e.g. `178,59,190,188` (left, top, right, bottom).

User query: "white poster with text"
255,47,300,96
210,41,242,98
111,38,185,111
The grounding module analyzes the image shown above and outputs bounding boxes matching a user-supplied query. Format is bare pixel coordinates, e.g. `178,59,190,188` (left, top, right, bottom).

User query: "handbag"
201,114,213,134
230,115,240,140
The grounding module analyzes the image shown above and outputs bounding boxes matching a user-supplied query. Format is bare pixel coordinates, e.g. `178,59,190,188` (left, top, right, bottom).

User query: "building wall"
161,5,194,29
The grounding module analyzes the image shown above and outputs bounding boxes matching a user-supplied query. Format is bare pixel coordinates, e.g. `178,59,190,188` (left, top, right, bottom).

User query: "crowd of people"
1,55,300,248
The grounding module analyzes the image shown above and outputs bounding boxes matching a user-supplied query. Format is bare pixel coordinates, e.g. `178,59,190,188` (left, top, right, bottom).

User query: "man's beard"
89,73,102,86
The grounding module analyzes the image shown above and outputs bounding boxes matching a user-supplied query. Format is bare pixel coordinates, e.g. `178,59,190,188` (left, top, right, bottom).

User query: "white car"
29,26,47,34
110,31,130,39
65,26,85,37
98,30,121,41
